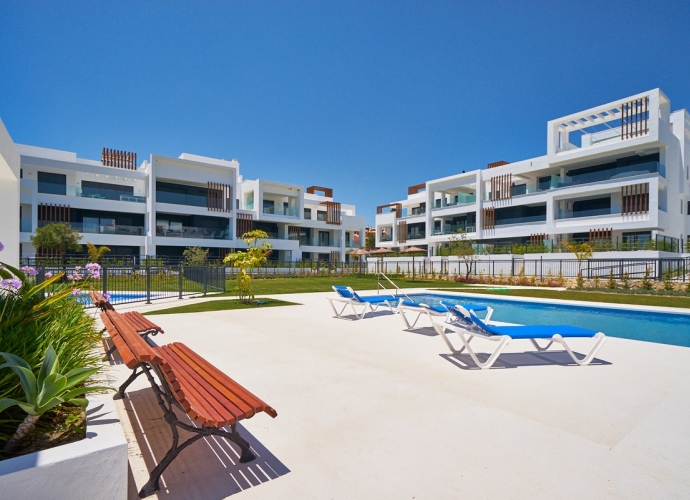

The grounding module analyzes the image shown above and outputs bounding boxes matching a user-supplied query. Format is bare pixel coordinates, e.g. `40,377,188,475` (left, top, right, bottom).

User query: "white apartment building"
10,140,364,262
375,89,690,254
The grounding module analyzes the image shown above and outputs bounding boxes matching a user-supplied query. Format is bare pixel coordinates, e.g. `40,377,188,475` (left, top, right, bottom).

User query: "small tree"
365,232,376,250
183,246,209,266
565,241,593,274
607,269,616,289
621,272,630,289
86,242,111,263
223,230,273,303
641,267,653,290
663,269,674,291
447,229,476,279
30,222,82,267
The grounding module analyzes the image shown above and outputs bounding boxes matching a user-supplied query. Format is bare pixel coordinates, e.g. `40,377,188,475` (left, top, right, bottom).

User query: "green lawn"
220,275,463,295
145,298,298,315
431,287,690,309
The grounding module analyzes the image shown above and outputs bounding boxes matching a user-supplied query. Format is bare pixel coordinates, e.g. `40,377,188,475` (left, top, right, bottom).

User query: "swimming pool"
79,292,164,305
405,293,690,348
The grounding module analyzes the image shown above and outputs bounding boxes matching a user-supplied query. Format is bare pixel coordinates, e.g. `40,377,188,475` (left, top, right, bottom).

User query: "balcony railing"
298,236,340,247
494,215,546,227
156,226,229,239
263,206,299,217
20,220,32,232
72,222,144,236
558,161,663,188
432,195,476,209
432,225,475,235
80,192,146,203
555,208,618,220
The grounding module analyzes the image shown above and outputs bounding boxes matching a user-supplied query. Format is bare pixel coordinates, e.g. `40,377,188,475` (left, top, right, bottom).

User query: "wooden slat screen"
397,220,407,243
621,183,649,215
376,203,402,217
589,228,612,243
487,160,509,169
323,201,342,225
101,148,137,170
236,212,253,238
207,182,232,212
482,207,495,230
38,204,71,226
490,173,512,200
408,183,426,195
288,226,300,240
621,97,649,140
530,233,546,246
306,186,333,197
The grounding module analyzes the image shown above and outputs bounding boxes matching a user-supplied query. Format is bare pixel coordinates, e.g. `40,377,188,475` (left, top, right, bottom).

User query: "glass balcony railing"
432,195,476,209
263,206,299,217
156,191,207,208
80,191,146,203
20,220,32,232
558,161,663,188
555,208,617,220
494,215,546,227
432,225,475,235
71,222,145,236
297,236,340,247
156,226,230,239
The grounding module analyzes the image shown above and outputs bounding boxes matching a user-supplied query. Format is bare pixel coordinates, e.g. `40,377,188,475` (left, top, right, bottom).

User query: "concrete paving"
104,291,690,499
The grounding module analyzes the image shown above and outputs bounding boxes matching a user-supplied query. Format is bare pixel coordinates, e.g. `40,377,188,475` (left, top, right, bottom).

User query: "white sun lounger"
399,300,489,330
328,286,397,320
433,307,607,369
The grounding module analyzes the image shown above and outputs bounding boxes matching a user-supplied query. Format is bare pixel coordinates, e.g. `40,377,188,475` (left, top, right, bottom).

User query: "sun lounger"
328,285,397,320
399,300,489,330
434,308,606,369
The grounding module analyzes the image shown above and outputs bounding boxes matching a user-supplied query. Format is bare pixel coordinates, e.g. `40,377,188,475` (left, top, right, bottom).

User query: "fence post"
657,259,662,281
203,267,208,295
178,266,183,299
102,266,108,295
146,268,151,304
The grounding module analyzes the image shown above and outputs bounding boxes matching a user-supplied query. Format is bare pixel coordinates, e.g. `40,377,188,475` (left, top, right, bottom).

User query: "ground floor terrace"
103,290,690,499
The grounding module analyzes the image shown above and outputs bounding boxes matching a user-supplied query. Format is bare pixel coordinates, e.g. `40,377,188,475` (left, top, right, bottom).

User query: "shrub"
0,257,102,454
663,270,674,291
557,269,565,286
592,274,600,289
607,269,616,289
621,272,630,289
576,271,584,288
641,267,653,290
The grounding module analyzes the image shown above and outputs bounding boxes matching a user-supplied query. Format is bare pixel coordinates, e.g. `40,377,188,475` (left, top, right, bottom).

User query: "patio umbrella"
400,246,426,281
369,247,394,274
349,247,370,273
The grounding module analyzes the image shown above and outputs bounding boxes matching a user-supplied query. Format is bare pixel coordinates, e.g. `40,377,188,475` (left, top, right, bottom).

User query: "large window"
156,181,207,207
37,172,66,195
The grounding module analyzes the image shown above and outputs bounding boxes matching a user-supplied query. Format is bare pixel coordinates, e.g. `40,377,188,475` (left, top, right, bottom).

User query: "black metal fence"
368,257,690,281
34,265,225,308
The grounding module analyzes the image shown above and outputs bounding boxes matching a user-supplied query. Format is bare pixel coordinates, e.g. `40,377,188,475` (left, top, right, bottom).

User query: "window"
263,200,275,214
304,208,312,219
37,171,66,195
82,180,133,201
317,211,326,221
511,184,527,196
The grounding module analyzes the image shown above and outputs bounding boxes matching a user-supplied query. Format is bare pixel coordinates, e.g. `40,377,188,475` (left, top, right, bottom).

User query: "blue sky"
1,1,689,225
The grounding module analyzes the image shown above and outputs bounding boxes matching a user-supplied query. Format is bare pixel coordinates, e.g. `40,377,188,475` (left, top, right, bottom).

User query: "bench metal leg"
138,365,257,498
114,366,144,400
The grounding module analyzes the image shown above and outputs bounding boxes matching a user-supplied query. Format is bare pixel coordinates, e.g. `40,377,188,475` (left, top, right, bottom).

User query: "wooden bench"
90,290,164,356
100,309,277,498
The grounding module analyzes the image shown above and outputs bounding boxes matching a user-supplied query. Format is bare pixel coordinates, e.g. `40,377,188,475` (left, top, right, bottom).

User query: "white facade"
375,89,690,254
0,119,20,266
12,140,365,262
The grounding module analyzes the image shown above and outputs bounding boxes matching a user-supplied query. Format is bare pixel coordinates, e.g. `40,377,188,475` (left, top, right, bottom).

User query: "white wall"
0,119,20,266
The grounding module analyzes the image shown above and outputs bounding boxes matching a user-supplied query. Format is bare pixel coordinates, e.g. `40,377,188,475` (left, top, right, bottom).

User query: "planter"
0,393,128,500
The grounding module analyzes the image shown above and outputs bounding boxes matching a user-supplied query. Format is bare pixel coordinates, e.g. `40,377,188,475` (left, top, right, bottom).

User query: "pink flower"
0,242,4,252
71,288,81,296
1,278,22,290
21,266,38,276
44,271,53,278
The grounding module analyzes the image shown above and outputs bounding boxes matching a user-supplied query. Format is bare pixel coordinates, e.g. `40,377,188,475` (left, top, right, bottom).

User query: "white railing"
377,272,412,302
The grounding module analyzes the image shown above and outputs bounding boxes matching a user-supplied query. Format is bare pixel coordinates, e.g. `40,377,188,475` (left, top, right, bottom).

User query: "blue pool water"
405,293,690,348
79,293,160,305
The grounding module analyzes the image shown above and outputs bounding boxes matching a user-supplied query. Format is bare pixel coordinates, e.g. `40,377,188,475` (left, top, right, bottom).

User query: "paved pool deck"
104,291,690,499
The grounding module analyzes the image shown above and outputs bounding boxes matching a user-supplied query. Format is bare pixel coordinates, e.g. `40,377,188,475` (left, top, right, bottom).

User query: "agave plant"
0,345,109,452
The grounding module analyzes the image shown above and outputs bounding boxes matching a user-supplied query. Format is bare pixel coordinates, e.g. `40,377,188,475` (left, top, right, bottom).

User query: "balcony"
81,193,146,203
72,222,144,236
432,195,476,210
299,236,340,247
558,161,663,188
432,225,476,236
20,220,31,232
494,215,546,227
156,226,230,239
556,207,617,220
263,206,299,217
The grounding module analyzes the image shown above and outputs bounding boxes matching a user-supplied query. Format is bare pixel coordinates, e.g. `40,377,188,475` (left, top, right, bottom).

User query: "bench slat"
104,310,163,364
168,343,277,419
100,312,138,369
123,311,164,334
159,346,240,427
